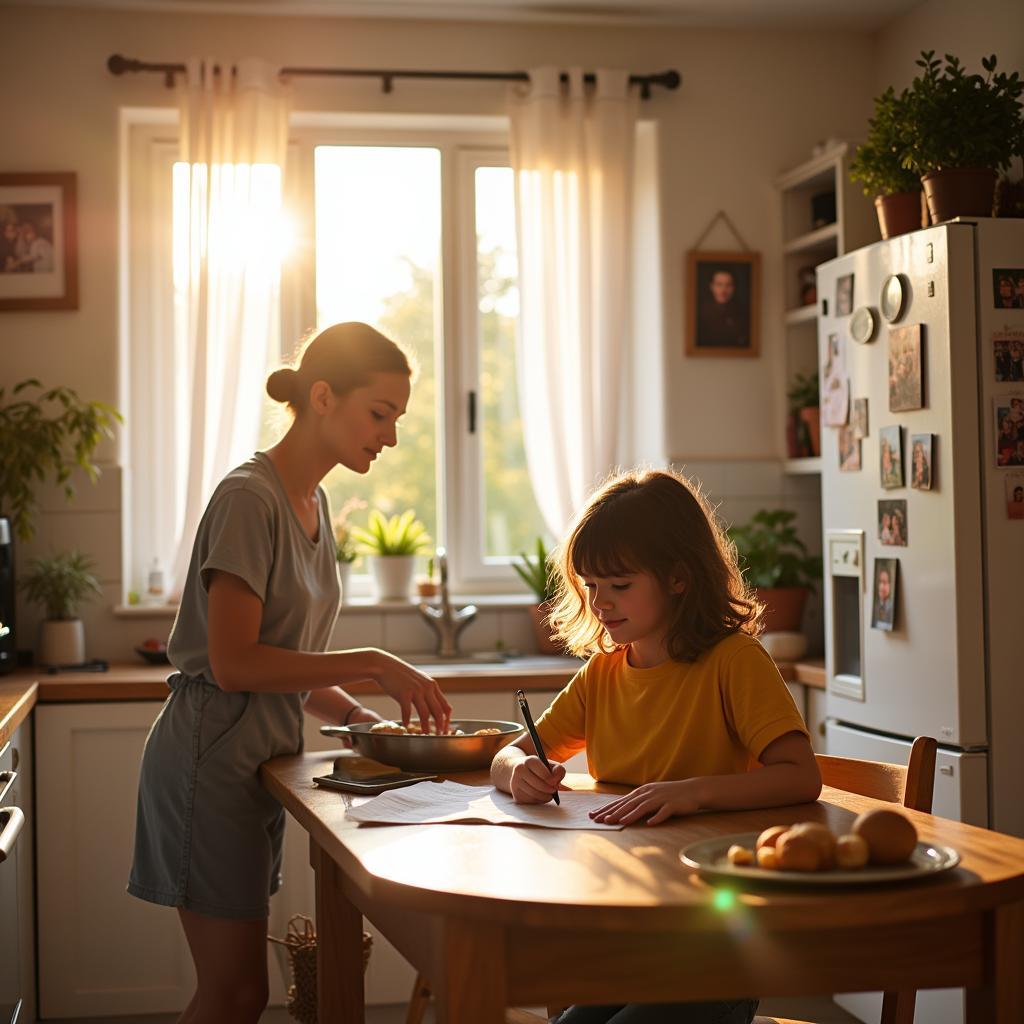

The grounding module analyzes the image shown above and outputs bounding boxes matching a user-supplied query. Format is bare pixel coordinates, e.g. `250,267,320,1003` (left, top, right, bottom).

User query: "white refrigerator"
815,218,1024,1024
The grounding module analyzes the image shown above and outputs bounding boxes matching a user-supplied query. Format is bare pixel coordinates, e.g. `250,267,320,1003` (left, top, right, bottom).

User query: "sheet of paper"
345,780,624,830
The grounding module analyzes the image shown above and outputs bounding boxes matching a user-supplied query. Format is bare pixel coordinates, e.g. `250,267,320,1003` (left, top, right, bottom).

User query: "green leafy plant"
513,537,557,604
901,51,1024,175
849,86,921,197
350,509,431,557
786,372,819,414
20,550,102,621
728,510,822,590
332,497,366,564
0,379,121,543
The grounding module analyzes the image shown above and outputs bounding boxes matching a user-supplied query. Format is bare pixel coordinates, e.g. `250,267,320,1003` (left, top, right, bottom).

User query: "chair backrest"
815,735,937,813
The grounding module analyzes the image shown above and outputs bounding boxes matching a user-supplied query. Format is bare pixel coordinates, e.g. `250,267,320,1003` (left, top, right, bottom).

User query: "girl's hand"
589,779,702,826
373,652,452,733
509,755,568,804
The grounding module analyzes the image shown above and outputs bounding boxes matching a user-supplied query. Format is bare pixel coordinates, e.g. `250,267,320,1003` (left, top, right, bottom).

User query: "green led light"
712,888,735,912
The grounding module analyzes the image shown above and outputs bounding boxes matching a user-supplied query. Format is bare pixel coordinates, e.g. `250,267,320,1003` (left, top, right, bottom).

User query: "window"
125,113,549,600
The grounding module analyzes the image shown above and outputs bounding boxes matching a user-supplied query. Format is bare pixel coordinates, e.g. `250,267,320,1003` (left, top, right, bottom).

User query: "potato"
852,808,918,865
787,822,837,869
756,846,779,869
775,831,822,872
835,833,870,869
755,825,790,851
726,844,754,866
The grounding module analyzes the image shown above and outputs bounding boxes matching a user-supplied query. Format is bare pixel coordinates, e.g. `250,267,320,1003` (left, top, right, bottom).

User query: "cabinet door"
35,702,197,1018
12,721,36,1024
804,686,828,753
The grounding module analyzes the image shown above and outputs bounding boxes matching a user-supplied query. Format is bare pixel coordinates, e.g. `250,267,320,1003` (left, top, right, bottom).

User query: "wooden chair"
406,736,938,1024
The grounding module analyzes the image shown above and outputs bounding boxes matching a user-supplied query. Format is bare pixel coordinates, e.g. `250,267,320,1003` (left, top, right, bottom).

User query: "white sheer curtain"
167,57,289,593
508,67,639,537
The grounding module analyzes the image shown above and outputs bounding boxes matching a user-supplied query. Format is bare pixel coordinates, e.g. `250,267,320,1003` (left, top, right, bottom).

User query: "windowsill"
113,593,540,618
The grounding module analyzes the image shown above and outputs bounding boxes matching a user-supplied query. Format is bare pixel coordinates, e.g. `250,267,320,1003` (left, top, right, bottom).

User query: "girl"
128,322,451,1024
491,468,820,1024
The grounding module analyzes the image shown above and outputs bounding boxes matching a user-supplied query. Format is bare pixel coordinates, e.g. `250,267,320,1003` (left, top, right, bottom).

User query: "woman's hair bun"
266,367,298,403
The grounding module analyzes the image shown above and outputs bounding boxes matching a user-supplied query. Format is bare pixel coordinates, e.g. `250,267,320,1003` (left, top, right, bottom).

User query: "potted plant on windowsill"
902,51,1024,223
350,509,431,602
332,498,365,606
513,537,560,655
728,509,822,653
849,85,925,239
20,550,102,667
786,372,820,459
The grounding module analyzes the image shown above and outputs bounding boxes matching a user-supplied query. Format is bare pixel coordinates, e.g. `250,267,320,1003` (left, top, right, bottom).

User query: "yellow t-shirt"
534,632,808,787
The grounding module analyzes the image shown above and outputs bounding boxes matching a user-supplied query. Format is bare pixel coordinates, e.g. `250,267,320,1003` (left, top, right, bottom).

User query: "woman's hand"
589,779,702,826
372,652,452,733
509,755,567,804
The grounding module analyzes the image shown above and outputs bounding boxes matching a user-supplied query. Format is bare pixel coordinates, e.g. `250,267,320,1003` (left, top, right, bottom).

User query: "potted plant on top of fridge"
513,537,561,655
849,85,925,240
901,50,1024,224
20,549,102,667
350,508,431,602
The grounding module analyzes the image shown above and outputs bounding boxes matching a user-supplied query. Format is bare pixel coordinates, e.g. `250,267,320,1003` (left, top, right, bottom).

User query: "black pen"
515,689,560,806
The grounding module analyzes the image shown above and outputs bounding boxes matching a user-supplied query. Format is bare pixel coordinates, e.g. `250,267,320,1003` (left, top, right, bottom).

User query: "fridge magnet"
1006,473,1024,520
878,499,908,547
838,425,861,471
685,247,761,357
993,329,1024,382
851,397,869,439
888,324,924,412
836,273,854,317
871,557,898,631
992,268,1024,310
880,274,907,323
995,394,1024,467
0,172,78,311
910,434,934,490
850,305,877,344
879,424,904,488
822,332,850,426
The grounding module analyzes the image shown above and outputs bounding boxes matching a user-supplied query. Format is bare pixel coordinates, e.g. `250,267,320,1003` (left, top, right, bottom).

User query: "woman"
128,322,450,1023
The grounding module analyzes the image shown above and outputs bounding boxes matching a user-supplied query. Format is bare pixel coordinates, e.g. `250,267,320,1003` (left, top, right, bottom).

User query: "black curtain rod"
107,54,680,99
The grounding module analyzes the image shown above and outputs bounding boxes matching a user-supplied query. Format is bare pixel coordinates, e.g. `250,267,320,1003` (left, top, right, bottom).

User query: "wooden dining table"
261,751,1024,1024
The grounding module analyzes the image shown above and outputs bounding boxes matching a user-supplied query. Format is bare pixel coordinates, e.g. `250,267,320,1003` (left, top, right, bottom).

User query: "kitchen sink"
407,651,508,665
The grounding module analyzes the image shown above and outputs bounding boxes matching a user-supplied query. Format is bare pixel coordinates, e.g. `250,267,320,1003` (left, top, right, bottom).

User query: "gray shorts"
128,674,304,920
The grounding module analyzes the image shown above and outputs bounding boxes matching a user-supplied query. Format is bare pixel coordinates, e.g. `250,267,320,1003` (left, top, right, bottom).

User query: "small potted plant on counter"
20,549,102,667
350,508,431,602
513,537,561,655
728,509,821,660
849,85,925,239
416,556,440,599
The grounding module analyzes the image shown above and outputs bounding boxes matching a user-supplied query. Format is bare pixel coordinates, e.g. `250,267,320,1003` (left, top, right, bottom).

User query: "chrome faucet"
417,547,477,658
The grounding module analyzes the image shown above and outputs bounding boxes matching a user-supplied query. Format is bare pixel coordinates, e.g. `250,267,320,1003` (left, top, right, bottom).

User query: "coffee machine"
0,517,15,674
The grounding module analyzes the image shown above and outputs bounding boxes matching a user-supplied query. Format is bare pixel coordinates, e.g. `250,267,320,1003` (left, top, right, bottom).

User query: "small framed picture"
838,425,861,471
871,557,898,631
879,424,903,488
909,433,934,490
878,498,908,547
0,172,78,311
1007,473,1024,520
685,250,761,357
851,397,869,439
822,332,850,426
836,273,854,317
995,394,1024,467
888,324,924,412
993,330,1024,383
992,268,1024,309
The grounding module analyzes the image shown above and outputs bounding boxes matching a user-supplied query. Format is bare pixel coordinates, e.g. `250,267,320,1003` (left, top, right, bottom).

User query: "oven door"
0,740,24,1024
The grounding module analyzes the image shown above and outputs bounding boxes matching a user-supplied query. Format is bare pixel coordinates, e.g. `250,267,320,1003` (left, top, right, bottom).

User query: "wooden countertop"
0,677,38,747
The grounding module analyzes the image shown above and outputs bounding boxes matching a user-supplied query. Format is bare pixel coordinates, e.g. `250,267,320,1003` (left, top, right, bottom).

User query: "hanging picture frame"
0,172,78,311
685,249,761,357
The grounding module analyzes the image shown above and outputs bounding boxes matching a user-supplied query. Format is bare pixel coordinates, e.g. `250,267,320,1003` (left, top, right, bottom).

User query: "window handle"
468,390,477,434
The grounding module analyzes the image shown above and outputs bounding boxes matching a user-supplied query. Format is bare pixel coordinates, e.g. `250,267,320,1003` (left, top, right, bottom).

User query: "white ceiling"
15,0,925,31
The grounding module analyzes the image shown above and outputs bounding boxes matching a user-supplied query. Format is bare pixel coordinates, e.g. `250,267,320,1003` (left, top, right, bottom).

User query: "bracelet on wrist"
342,704,362,726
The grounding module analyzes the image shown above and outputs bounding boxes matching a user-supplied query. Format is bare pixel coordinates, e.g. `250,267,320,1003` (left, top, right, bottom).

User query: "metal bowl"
320,720,525,772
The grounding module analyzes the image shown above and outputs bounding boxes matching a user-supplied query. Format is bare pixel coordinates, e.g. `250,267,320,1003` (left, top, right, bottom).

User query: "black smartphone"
313,767,437,795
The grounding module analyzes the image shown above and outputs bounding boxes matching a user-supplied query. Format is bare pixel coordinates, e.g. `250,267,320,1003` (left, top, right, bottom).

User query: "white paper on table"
345,780,624,830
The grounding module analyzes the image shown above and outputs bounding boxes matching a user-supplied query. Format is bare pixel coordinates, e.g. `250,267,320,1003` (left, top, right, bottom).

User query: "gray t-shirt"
167,452,341,684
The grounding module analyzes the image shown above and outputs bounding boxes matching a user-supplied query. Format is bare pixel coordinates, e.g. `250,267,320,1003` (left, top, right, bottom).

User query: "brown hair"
549,468,762,662
266,322,411,413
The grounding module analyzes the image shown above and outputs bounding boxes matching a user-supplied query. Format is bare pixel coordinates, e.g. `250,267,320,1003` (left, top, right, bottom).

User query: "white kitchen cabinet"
35,701,197,1018
805,685,828,753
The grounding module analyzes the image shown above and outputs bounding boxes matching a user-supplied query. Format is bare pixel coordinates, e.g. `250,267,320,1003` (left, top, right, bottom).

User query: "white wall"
3,6,881,657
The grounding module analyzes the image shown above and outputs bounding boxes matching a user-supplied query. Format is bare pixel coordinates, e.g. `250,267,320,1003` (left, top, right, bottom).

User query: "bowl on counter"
321,720,524,772
134,642,170,665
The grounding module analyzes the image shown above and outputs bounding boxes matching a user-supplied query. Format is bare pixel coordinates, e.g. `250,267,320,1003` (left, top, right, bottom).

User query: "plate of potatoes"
680,809,959,885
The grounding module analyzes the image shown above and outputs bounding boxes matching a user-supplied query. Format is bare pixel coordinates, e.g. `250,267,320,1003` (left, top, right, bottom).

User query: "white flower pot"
371,555,416,602
39,619,86,667
337,560,354,606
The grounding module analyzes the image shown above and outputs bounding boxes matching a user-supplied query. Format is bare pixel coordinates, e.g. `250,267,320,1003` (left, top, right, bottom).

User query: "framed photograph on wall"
0,172,78,311
685,250,761,357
